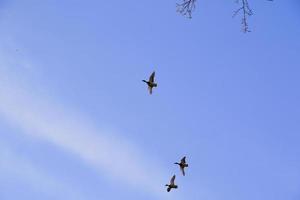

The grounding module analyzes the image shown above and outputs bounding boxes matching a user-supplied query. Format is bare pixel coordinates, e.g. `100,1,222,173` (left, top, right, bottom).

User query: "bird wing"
170,175,176,185
181,167,185,176
149,71,155,82
148,86,153,94
181,156,186,164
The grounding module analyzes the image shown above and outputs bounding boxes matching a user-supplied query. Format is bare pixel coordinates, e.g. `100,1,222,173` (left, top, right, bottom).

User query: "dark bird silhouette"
165,175,178,192
174,156,189,176
142,71,157,94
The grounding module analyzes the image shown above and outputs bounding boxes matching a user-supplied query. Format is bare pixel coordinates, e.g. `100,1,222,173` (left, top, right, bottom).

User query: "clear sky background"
0,0,299,200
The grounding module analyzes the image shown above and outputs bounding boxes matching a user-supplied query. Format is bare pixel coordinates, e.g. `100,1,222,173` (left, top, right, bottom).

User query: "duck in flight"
142,71,157,94
165,175,178,192
174,156,189,176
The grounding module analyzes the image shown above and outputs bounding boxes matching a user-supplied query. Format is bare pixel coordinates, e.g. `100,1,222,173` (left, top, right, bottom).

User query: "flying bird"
142,71,157,94
174,156,189,176
165,175,178,192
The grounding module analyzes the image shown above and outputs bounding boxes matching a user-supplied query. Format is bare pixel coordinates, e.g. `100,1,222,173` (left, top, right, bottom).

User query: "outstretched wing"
149,71,155,82
181,156,186,164
148,86,153,94
170,175,176,185
181,167,185,176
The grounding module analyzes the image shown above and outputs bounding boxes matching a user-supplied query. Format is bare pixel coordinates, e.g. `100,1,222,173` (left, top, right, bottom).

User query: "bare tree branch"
176,0,196,19
176,0,273,32
233,0,253,33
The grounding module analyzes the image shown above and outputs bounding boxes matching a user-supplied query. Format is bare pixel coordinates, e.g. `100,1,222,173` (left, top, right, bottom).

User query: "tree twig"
233,0,253,33
176,0,196,19
176,0,273,32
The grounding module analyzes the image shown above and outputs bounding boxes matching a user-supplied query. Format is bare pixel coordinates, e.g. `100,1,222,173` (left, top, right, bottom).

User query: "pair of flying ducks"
165,156,189,192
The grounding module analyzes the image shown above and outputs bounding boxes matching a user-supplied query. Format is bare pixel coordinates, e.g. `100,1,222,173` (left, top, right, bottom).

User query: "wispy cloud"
0,143,84,200
0,53,168,198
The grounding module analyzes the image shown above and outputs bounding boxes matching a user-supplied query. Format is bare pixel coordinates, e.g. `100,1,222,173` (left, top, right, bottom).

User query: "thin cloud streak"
0,66,167,198
0,143,84,200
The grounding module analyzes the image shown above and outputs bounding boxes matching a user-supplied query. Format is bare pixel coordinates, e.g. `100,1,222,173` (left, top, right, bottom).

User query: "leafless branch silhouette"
233,0,253,33
176,0,196,19
176,0,273,32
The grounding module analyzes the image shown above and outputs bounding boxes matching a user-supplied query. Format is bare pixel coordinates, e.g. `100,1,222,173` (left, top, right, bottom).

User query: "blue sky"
0,0,299,200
